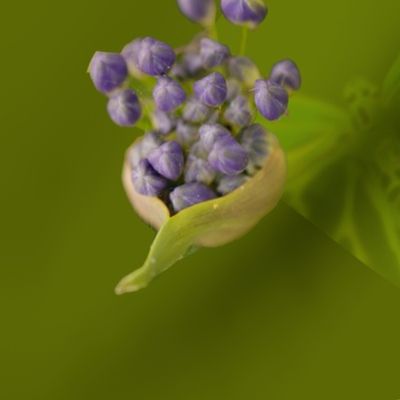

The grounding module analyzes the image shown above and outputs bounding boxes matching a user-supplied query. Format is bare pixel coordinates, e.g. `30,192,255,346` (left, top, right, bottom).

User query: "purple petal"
221,0,268,27
184,155,216,185
254,79,288,121
147,141,184,181
170,183,216,212
177,0,216,25
217,174,248,195
269,59,301,91
176,120,199,147
124,37,176,76
152,110,176,135
224,95,252,126
89,52,128,94
200,38,230,69
208,135,248,176
128,132,163,168
131,159,168,196
194,72,227,107
107,89,141,127
183,97,211,123
153,77,186,112
228,56,261,87
199,123,231,152
240,123,269,173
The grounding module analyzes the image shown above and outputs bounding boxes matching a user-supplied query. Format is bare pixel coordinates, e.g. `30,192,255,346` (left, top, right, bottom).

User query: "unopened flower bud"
183,98,211,123
131,159,168,196
228,56,261,87
170,182,216,212
224,95,252,126
200,38,230,69
152,110,176,135
240,123,269,173
269,59,301,91
226,78,242,101
153,77,186,112
147,141,184,180
221,0,268,28
177,0,216,27
185,154,216,185
88,52,128,94
208,135,248,176
199,123,231,152
107,89,141,127
176,120,199,146
254,79,288,121
217,174,248,195
128,131,163,167
183,52,204,77
123,37,176,76
194,72,228,107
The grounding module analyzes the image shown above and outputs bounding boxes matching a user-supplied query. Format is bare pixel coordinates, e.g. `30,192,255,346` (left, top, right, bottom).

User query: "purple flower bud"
208,135,248,176
147,141,184,181
228,56,261,87
177,0,216,26
121,39,145,77
183,98,211,123
170,183,216,212
88,52,128,94
176,120,199,146
124,37,175,76
183,52,204,77
189,141,208,159
217,174,248,195
153,77,186,112
269,59,301,91
128,131,163,167
152,110,176,135
221,0,268,28
194,72,228,107
200,38,230,69
199,123,231,152
185,154,216,185
240,123,269,173
224,95,252,126
107,89,142,127
226,78,242,101
131,159,168,196
254,79,288,121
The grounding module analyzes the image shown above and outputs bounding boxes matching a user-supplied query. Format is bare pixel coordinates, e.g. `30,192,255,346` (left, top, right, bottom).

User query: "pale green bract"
271,53,400,287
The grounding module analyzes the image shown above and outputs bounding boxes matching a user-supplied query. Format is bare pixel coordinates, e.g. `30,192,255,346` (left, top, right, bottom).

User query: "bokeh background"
1,1,400,399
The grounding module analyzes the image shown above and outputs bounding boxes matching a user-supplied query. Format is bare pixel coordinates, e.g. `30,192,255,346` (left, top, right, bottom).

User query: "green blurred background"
1,0,400,399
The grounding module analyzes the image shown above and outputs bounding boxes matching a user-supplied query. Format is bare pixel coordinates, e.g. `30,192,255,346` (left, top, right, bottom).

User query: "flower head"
194,72,228,107
208,135,248,176
147,141,184,180
269,59,301,91
254,79,288,120
107,89,142,127
170,182,216,212
200,38,230,69
153,77,186,112
123,37,176,76
177,0,216,26
88,52,128,94
131,159,168,196
221,0,268,28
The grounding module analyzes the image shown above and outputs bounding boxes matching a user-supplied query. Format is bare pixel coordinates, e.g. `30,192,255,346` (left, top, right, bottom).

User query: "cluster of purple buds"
88,0,300,214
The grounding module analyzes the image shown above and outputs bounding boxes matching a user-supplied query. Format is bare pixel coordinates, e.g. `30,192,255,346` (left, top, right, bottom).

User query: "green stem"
240,26,248,55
